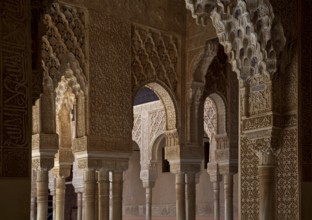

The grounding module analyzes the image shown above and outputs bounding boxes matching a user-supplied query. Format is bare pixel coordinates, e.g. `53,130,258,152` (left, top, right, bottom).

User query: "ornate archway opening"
31,56,88,220
203,94,227,170
128,83,178,219
184,1,292,219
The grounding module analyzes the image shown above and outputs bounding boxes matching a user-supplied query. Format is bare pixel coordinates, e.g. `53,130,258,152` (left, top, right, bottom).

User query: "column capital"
54,148,74,165
32,133,58,150
256,148,279,166
52,165,71,178
32,157,54,171
77,157,129,171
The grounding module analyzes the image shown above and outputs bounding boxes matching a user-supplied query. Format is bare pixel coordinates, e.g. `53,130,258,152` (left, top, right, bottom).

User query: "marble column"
30,196,36,220
111,171,123,220
175,173,186,220
212,181,220,220
84,169,96,220
31,169,37,220
223,174,233,220
77,192,83,220
258,165,275,220
186,173,196,220
52,192,56,220
98,170,110,220
82,193,85,220
36,169,49,220
145,187,152,220
55,177,66,220
95,184,99,220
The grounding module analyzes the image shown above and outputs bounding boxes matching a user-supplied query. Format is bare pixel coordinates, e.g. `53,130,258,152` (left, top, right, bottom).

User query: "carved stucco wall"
63,0,186,35
0,0,32,178
131,25,180,97
299,0,312,183
88,11,132,152
0,0,32,218
300,2,312,219
69,0,186,152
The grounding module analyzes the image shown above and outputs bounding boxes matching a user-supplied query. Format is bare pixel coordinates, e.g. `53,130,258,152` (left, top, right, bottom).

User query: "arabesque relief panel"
89,10,133,151
0,0,31,177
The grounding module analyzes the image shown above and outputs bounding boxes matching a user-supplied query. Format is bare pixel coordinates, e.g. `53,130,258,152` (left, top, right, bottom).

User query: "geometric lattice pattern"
203,97,217,141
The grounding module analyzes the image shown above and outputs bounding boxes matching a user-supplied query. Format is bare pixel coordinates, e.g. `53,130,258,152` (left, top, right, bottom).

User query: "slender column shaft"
52,192,56,220
84,169,96,220
55,177,66,220
98,170,110,220
77,192,82,220
145,187,152,220
111,171,123,220
30,197,36,220
82,193,85,220
37,169,49,220
175,173,186,220
224,174,233,220
186,173,196,220
213,181,220,220
259,165,275,220
95,185,99,220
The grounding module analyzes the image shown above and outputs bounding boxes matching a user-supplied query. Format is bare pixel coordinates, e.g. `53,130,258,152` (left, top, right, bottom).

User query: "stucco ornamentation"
131,25,180,95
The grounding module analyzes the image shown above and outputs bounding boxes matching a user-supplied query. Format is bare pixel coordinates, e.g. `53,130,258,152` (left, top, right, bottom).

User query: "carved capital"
165,129,180,148
32,157,54,171
215,134,230,150
244,129,281,166
189,83,204,106
72,136,88,152
52,165,71,178
207,162,219,176
32,133,58,150
140,161,158,185
54,149,74,164
256,148,279,166
77,158,129,171
73,135,132,153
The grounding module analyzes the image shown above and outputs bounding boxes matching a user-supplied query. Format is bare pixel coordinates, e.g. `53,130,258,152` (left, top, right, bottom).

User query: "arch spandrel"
145,82,178,132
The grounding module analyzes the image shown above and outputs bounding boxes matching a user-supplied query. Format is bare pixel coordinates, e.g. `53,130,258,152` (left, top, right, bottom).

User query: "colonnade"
31,170,236,220
141,171,235,220
31,168,125,220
